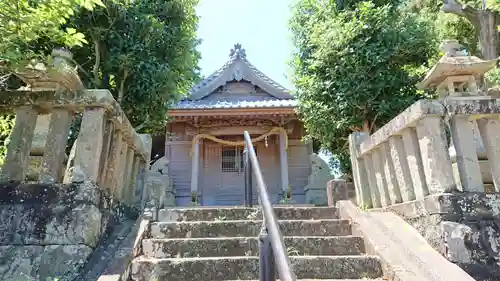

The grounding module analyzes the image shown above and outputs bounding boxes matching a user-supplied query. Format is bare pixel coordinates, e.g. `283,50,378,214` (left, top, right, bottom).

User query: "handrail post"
259,221,276,281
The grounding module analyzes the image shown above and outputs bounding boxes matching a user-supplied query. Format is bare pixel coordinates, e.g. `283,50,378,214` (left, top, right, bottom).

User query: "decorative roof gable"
187,43,293,101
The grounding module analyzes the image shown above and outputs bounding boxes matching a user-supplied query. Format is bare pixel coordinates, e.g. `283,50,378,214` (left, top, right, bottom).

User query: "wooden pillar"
190,138,200,194
279,129,289,193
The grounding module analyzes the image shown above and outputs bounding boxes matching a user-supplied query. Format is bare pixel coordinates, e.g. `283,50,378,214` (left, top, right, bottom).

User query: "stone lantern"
18,48,84,181
417,39,498,191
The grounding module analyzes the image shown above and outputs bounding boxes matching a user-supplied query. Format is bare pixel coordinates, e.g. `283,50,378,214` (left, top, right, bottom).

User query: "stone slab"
157,206,338,222
381,192,500,219
150,219,352,239
130,255,383,281
142,236,365,258
337,200,476,281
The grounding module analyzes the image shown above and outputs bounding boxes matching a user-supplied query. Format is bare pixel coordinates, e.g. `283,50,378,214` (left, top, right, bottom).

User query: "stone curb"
337,200,476,281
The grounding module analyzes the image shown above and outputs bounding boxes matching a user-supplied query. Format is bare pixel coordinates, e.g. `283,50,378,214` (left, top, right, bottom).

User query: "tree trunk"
478,10,498,60
363,120,370,133
442,0,499,59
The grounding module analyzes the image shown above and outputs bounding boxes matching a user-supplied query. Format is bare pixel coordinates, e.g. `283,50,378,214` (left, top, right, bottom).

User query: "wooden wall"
166,120,312,206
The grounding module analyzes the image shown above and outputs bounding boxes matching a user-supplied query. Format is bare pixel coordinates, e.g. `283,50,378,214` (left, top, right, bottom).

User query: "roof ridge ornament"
440,39,466,57
229,43,246,58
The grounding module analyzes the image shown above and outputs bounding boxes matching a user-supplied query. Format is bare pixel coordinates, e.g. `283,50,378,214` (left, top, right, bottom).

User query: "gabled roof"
186,43,293,101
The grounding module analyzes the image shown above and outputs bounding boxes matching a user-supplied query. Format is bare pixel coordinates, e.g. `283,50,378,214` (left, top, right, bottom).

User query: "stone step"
224,278,388,281
142,236,365,258
150,219,352,239
158,206,338,222
130,255,383,281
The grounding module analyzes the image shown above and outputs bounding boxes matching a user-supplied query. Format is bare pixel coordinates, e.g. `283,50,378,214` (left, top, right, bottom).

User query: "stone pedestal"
385,192,500,281
326,179,356,206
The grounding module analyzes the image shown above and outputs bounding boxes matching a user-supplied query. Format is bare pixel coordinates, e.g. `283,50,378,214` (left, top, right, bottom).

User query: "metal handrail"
243,131,297,281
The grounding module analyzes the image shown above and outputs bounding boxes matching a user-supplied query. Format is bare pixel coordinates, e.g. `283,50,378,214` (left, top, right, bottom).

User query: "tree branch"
441,0,480,27
92,35,101,86
117,68,129,104
133,114,150,132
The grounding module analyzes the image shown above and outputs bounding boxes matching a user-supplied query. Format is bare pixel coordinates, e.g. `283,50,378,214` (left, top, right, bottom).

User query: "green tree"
290,0,438,176
0,0,105,164
0,0,105,76
68,0,201,132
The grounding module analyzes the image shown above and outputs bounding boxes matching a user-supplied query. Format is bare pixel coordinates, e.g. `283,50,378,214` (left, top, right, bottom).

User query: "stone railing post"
449,115,484,192
363,153,382,208
326,179,351,206
401,127,428,199
477,118,500,191
415,116,456,194
371,148,391,207
39,108,73,183
72,107,105,183
123,147,135,204
104,129,125,197
1,106,38,181
388,135,416,202
348,132,373,208
115,141,128,199
380,142,402,205
97,120,114,187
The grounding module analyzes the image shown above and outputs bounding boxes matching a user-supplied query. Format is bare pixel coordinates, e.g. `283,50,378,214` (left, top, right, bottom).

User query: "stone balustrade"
349,97,500,209
0,89,152,206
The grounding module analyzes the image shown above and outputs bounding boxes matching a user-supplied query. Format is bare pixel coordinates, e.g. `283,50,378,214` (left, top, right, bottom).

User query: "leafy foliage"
0,115,14,166
290,0,438,175
0,0,105,72
67,0,201,133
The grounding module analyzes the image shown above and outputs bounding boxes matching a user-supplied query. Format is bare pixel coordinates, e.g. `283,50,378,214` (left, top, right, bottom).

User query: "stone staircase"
129,206,385,281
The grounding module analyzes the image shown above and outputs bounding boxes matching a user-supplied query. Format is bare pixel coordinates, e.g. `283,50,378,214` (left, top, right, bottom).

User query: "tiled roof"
187,43,292,100
171,99,297,110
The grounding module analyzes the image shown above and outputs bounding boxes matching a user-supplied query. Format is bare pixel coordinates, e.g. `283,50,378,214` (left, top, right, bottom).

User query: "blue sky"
196,0,295,89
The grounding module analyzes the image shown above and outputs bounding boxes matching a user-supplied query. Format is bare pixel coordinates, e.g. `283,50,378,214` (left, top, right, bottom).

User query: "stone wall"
385,193,500,281
0,180,137,281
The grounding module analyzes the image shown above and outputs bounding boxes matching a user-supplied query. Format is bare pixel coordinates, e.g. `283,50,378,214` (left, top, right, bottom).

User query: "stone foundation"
0,180,137,281
383,192,500,281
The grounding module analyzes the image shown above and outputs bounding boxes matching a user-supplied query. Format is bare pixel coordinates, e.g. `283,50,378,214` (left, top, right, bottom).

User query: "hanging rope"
189,126,288,157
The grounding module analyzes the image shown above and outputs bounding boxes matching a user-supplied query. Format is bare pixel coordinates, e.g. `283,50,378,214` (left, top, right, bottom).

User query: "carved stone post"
1,106,38,181
123,147,135,204
416,116,456,194
401,127,429,200
73,107,105,183
388,135,415,202
348,132,372,208
39,109,73,183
